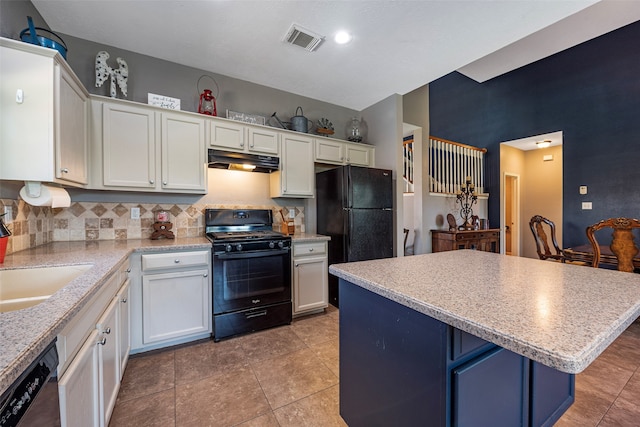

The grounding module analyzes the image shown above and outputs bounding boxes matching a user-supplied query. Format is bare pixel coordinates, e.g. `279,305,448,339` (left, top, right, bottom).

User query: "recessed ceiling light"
334,31,352,45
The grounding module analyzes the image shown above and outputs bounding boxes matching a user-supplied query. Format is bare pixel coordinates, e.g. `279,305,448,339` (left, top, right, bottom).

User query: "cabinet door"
102,103,156,188
59,329,100,427
315,138,344,164
272,134,314,197
346,143,373,166
452,347,527,427
210,119,245,151
247,125,279,155
293,255,328,314
160,112,207,192
96,298,119,427
142,269,210,344
117,279,131,380
56,63,89,185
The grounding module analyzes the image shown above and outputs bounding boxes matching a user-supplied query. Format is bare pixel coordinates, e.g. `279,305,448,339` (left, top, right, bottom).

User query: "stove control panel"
215,238,291,253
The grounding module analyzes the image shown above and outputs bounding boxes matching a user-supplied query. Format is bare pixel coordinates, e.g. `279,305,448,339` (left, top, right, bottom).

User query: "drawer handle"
60,168,69,173
121,297,128,303
174,259,180,263
126,268,131,273
104,327,111,334
309,248,314,252
98,337,107,346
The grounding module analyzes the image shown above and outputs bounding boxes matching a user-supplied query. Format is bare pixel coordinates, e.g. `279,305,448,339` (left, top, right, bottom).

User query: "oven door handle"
214,248,290,260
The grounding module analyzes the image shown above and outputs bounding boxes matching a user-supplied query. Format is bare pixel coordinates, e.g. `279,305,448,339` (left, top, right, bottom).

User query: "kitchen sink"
0,264,93,313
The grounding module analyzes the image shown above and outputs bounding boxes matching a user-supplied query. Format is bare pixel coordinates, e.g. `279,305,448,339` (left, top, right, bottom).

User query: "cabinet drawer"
293,242,327,257
455,232,498,241
141,250,209,271
451,328,493,362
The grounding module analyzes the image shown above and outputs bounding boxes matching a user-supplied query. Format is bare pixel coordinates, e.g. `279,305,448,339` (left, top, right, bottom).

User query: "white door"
97,298,119,427
160,112,207,192
142,269,210,344
117,279,131,380
59,329,100,427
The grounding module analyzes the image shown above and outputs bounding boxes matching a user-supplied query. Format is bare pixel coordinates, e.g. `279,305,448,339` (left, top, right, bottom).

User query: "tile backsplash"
0,199,304,256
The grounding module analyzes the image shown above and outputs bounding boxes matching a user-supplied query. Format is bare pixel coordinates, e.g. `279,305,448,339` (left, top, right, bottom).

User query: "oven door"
213,248,291,314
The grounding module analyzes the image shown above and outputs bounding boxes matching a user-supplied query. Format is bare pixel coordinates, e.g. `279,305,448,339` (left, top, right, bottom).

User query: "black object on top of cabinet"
316,165,394,307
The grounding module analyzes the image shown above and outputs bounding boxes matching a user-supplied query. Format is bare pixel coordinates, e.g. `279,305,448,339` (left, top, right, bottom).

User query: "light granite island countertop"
0,238,211,395
330,250,640,374
330,250,640,426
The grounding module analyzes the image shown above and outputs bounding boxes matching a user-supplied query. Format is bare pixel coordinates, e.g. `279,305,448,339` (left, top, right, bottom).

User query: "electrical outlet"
582,202,593,210
289,208,295,219
3,206,13,224
131,207,140,219
579,186,588,195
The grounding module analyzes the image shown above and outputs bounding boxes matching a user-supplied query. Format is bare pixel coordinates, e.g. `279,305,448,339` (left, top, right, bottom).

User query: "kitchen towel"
19,182,71,208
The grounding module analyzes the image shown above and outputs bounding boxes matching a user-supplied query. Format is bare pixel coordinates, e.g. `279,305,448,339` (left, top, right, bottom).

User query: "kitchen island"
329,250,640,426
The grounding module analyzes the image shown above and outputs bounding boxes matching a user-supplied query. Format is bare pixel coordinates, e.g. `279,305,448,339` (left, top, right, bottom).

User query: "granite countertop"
0,237,210,395
291,233,331,242
329,250,640,374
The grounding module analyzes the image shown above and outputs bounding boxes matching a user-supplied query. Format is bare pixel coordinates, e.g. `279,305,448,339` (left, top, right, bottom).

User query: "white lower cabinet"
57,260,130,427
142,269,210,344
130,249,212,353
97,298,119,426
58,329,100,427
292,241,329,316
117,279,131,380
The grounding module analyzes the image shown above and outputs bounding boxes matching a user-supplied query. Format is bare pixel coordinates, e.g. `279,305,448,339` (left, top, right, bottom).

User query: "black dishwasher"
0,340,60,427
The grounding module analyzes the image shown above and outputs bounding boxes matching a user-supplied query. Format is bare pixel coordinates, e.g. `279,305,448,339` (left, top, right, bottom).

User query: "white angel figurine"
95,51,128,98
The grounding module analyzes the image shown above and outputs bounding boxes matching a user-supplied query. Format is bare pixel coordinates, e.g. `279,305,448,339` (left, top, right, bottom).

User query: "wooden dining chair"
529,215,565,262
586,217,640,272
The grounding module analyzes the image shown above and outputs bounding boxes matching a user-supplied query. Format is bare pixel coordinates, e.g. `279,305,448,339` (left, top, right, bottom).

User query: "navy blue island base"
339,279,574,427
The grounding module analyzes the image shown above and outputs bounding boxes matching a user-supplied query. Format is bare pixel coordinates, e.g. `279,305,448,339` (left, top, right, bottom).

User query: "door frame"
501,172,521,256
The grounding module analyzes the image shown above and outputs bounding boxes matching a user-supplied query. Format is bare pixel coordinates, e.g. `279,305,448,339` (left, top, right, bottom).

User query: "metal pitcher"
290,107,312,133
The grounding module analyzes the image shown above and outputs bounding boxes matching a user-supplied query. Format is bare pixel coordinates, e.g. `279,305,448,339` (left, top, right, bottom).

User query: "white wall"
362,94,404,256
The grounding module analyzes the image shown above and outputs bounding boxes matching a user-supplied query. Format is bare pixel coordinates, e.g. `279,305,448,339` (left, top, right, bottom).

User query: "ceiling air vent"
283,24,324,52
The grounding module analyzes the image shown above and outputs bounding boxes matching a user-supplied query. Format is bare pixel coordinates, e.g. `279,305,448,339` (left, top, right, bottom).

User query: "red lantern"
198,89,217,116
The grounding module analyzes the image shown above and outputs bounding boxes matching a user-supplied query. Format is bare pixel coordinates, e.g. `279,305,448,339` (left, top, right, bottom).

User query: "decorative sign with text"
148,93,181,110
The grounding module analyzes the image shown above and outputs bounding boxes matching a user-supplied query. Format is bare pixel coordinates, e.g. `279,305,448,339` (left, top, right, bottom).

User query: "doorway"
504,174,519,256
499,131,563,259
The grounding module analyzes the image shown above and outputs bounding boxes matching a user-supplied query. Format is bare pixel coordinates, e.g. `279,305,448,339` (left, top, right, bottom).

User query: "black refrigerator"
316,165,394,307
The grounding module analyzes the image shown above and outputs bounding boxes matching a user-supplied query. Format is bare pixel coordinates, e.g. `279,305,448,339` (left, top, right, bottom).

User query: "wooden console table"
431,229,500,253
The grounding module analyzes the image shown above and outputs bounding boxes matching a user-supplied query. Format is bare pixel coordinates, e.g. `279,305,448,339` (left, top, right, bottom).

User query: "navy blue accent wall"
429,21,640,247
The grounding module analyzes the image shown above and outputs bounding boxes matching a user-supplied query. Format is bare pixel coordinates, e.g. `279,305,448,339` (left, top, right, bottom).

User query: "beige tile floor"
109,307,640,427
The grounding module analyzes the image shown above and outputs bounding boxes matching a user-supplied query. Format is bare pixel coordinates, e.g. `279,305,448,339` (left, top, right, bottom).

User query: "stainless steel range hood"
207,149,279,173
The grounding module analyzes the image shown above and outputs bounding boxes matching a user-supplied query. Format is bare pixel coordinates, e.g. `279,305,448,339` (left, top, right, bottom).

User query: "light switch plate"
579,186,587,195
582,202,593,210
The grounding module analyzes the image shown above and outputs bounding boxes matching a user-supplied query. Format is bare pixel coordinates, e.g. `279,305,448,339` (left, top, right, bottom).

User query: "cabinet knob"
149,179,155,184
126,268,131,273
60,168,69,174
98,337,107,346
295,263,299,267
121,297,128,303
203,273,208,277
104,327,111,334
309,248,314,252
162,181,168,185
174,259,180,263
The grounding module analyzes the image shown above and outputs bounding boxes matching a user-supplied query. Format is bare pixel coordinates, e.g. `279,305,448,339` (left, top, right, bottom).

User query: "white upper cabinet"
210,119,279,156
0,37,89,186
314,136,374,167
270,133,315,198
90,97,207,193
